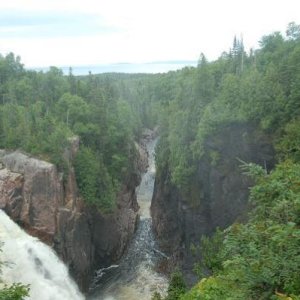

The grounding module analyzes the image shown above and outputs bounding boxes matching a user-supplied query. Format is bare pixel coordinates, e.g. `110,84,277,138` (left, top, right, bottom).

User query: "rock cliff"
0,137,148,292
151,123,275,279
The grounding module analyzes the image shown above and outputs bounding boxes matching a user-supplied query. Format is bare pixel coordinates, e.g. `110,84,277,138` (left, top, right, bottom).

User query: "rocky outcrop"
0,136,148,292
151,123,275,279
0,151,63,244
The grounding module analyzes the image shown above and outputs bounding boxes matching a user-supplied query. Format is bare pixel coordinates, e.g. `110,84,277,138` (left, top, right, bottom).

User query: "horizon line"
26,59,198,70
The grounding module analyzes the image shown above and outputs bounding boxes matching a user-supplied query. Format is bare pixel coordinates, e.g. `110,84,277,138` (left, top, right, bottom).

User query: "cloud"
0,10,121,38
0,0,299,68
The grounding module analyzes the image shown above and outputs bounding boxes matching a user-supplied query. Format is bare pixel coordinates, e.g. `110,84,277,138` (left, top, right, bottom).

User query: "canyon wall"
151,123,275,280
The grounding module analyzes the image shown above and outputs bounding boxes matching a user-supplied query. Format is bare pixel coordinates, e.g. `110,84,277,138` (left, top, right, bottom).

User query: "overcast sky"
0,0,299,68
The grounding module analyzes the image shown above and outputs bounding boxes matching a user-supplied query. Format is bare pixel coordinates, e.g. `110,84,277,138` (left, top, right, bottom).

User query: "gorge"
1,23,300,299
88,137,168,300
0,134,168,300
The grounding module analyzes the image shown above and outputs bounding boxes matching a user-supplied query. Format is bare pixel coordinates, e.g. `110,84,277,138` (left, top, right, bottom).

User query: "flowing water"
0,137,167,300
0,210,84,300
88,138,168,300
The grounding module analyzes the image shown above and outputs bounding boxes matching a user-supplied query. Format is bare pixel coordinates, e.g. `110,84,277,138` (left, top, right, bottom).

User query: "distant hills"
28,60,197,75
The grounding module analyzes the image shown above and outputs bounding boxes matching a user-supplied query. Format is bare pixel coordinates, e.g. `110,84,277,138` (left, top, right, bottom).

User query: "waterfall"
88,137,168,300
0,210,84,300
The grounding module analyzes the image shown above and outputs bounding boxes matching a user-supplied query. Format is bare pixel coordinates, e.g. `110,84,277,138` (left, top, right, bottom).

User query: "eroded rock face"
55,207,95,291
90,177,140,267
0,152,63,243
0,167,24,221
0,135,146,292
151,123,276,279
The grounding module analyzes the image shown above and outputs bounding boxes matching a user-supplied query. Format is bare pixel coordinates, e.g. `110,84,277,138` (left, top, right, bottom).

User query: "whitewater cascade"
89,138,168,300
0,210,84,300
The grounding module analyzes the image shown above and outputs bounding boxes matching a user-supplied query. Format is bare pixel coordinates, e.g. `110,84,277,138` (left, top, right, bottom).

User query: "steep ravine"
88,136,168,300
0,136,148,293
0,123,276,296
151,123,276,280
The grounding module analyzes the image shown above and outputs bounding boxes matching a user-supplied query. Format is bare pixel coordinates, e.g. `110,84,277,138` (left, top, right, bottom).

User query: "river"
88,138,168,300
0,138,167,300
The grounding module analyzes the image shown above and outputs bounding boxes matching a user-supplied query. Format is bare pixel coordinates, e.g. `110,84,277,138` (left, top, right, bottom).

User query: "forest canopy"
0,54,153,212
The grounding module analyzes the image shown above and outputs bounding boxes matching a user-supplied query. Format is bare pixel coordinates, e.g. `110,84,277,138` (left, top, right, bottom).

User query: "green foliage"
174,30,300,294
0,53,144,213
153,271,186,300
0,103,71,160
153,23,300,197
181,161,300,300
0,243,30,300
182,277,244,300
74,146,116,212
84,31,300,300
151,291,163,300
238,158,267,180
276,118,300,162
165,271,187,300
55,92,89,128
0,283,30,300
195,228,224,277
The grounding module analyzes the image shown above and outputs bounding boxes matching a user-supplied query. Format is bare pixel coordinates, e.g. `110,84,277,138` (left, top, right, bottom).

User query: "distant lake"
30,61,197,76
